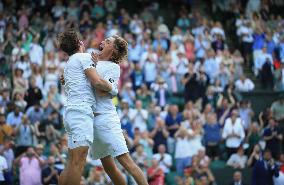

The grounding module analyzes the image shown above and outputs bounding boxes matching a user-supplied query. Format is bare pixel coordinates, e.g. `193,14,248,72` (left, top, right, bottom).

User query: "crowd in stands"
0,0,284,185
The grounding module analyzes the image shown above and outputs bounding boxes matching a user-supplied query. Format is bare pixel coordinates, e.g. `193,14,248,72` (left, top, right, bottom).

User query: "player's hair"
57,29,81,56
111,35,128,64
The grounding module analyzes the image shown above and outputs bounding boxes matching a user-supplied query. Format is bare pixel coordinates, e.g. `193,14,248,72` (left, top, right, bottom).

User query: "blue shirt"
203,123,222,144
266,40,276,55
165,113,183,137
253,33,265,50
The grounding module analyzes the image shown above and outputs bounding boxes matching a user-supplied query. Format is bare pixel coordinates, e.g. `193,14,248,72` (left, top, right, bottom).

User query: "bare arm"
85,68,112,92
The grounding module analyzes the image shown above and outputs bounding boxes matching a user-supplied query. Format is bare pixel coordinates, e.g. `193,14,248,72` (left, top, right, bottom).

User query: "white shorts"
91,113,129,159
63,105,94,149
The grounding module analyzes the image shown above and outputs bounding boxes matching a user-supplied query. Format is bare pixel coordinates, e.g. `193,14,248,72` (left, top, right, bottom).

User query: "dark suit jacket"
228,181,248,185
252,159,279,185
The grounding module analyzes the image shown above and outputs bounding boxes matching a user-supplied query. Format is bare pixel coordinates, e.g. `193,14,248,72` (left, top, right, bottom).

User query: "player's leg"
100,155,127,185
59,146,89,185
116,153,149,185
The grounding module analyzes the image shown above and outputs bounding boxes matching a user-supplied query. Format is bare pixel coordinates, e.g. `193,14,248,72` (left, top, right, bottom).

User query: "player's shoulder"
70,53,91,62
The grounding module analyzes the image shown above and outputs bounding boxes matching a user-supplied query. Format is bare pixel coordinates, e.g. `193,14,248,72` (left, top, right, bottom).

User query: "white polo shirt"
64,53,96,106
222,117,245,148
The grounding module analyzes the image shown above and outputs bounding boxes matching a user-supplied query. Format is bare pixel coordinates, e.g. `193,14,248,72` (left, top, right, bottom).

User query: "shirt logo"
91,63,96,67
109,78,114,83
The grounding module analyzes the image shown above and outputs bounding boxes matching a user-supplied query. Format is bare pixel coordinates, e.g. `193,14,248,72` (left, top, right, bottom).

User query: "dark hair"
57,29,81,56
111,35,128,64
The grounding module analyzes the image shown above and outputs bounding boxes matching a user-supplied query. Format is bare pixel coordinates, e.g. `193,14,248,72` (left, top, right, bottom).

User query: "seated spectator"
228,171,248,185
6,105,23,128
41,156,59,185
234,75,255,92
187,120,204,159
133,131,153,159
273,153,284,185
174,126,192,176
0,72,11,92
238,100,254,131
147,159,165,185
150,117,169,153
197,148,210,169
263,118,283,159
203,112,222,159
271,95,284,123
14,147,44,185
153,144,172,175
49,143,66,173
191,155,215,185
222,109,245,157
252,149,279,185
42,86,61,117
136,84,152,109
227,146,248,169
13,92,27,111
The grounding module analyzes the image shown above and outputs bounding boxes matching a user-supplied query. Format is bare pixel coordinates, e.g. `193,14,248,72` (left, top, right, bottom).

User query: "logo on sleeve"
109,78,114,83
91,63,96,67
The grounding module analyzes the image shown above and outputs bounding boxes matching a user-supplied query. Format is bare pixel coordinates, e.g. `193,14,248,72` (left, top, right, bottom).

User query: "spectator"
187,119,204,158
150,117,169,153
227,146,248,169
132,144,148,176
222,109,245,157
0,72,11,92
120,83,136,107
129,100,148,132
118,100,133,138
263,117,283,159
0,152,8,185
234,75,255,92
153,144,172,175
41,156,59,185
6,106,23,128
26,103,44,125
254,46,273,77
24,78,43,108
165,105,182,154
147,159,165,185
86,167,111,185
0,139,14,185
15,115,36,156
42,86,61,117
228,171,248,185
260,57,274,89
246,123,262,153
203,113,222,159
271,95,284,123
12,68,28,96
174,127,192,176
247,144,262,167
252,149,279,185
14,147,44,185
0,114,13,145
238,100,254,131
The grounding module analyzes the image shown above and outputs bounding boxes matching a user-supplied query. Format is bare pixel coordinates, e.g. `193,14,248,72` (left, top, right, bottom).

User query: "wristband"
109,86,118,96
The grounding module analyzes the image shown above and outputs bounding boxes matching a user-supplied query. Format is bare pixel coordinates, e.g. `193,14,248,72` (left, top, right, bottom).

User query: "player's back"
64,53,96,106
94,61,120,114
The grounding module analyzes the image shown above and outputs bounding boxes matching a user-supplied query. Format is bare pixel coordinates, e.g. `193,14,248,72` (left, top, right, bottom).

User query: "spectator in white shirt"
254,46,273,76
227,146,248,169
237,21,253,65
174,126,192,177
0,154,8,184
222,109,245,157
29,36,43,66
129,100,148,132
235,75,255,92
153,144,172,174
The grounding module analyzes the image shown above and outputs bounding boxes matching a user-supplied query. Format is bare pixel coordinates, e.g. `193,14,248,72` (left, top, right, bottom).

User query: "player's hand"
79,40,85,53
91,52,98,67
96,89,109,97
60,74,65,85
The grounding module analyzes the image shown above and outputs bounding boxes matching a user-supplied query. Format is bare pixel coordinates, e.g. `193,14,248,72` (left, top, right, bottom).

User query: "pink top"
20,157,42,185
